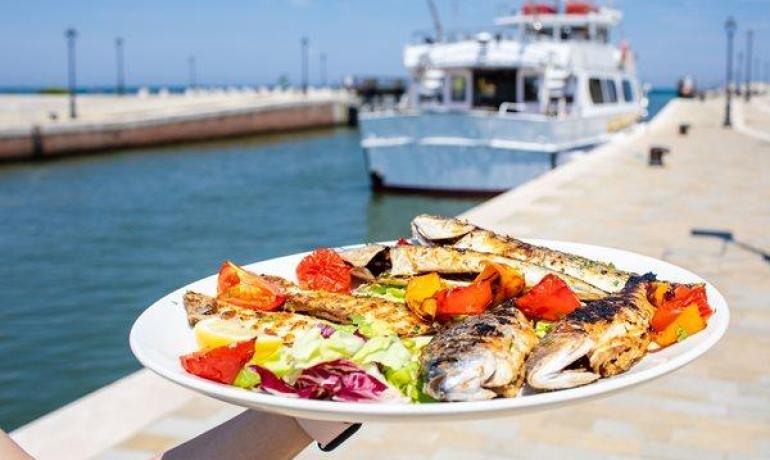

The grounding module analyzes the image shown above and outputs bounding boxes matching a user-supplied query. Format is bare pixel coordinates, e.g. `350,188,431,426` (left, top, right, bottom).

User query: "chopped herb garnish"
675,326,689,342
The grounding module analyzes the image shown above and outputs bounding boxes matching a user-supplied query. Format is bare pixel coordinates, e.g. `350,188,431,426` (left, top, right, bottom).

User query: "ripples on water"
0,128,481,429
0,91,673,430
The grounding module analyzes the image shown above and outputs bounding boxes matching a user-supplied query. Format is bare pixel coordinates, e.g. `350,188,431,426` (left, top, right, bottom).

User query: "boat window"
523,75,540,102
605,79,618,103
622,79,635,102
589,78,604,104
472,70,518,110
450,75,467,102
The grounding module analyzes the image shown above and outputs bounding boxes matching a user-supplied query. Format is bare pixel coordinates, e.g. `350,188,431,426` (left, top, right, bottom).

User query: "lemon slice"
252,335,283,364
194,317,257,350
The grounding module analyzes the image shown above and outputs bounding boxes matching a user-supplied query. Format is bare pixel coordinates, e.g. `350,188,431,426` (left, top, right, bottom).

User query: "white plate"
130,240,729,423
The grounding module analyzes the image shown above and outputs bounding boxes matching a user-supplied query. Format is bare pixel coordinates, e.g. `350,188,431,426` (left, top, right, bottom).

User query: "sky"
0,0,768,89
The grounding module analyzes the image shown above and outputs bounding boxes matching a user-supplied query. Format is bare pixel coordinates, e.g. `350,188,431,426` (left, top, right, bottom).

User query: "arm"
0,430,35,460
156,411,358,460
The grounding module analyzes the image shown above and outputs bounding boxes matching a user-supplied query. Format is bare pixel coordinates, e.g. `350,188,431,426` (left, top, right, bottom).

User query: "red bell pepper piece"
180,339,255,384
516,274,581,321
435,280,494,318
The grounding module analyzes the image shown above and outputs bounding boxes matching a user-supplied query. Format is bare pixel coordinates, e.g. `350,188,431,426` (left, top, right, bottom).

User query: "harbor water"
0,90,674,430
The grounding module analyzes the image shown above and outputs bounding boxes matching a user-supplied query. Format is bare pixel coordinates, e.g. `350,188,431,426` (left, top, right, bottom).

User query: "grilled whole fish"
525,275,656,391
183,291,320,344
260,275,434,337
389,245,607,300
412,214,635,293
421,300,538,401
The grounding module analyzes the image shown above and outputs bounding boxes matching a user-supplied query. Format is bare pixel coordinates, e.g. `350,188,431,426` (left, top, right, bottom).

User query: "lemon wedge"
252,335,283,363
194,317,257,350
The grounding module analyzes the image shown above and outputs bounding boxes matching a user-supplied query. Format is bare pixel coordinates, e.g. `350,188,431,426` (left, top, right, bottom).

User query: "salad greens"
237,319,433,401
353,283,406,303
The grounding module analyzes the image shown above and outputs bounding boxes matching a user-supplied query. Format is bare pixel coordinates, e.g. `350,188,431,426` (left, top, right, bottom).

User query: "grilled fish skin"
260,275,434,337
412,214,635,293
525,275,656,391
183,291,320,344
421,300,538,401
389,245,608,300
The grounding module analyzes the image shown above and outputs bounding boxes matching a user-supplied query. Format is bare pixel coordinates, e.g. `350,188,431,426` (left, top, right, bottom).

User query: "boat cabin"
405,1,639,118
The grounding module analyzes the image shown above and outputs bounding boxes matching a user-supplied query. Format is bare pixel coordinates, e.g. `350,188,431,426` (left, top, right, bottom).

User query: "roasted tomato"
651,284,711,332
296,248,352,293
435,280,494,319
217,261,285,311
516,274,581,321
180,339,255,384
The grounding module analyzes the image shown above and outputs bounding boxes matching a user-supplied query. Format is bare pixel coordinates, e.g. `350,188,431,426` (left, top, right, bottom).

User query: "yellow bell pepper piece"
406,273,443,318
653,303,705,347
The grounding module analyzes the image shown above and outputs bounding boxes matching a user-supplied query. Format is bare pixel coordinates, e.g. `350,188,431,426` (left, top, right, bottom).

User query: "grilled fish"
412,214,635,293
260,275,434,337
183,291,320,344
389,245,607,300
525,274,656,390
421,300,538,401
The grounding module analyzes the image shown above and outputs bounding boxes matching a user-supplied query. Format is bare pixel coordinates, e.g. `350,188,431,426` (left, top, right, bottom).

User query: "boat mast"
426,0,443,42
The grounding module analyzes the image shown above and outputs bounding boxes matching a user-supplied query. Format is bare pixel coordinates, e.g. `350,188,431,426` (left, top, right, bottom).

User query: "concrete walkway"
12,96,770,459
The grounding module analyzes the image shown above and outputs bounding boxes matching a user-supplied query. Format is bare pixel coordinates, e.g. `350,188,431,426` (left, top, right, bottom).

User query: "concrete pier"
10,95,770,459
0,89,355,160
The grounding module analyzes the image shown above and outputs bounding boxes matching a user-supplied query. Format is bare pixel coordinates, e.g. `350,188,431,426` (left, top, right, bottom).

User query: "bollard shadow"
690,228,770,263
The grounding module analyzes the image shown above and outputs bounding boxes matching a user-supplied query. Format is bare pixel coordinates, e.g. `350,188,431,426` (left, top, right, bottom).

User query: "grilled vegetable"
217,261,285,311
296,248,353,293
435,280,494,318
405,273,443,318
180,339,255,384
516,274,581,321
653,304,706,347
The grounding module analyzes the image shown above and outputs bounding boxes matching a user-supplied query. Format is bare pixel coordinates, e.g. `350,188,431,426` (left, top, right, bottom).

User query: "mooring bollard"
679,123,690,135
649,145,670,166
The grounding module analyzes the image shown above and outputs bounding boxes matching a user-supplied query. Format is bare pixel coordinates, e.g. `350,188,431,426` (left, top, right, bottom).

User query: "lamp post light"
188,56,197,89
723,16,736,128
115,37,125,96
745,29,753,102
65,28,78,119
301,37,309,94
320,52,327,88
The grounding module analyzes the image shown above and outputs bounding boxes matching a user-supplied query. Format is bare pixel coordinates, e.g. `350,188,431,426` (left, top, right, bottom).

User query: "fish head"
525,328,600,390
424,348,514,401
411,215,475,246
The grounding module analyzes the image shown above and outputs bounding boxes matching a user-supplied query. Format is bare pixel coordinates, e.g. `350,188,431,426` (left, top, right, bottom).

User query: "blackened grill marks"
474,322,500,336
568,297,624,323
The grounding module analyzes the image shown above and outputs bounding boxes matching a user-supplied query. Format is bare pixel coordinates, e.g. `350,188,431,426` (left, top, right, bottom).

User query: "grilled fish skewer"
525,275,656,390
421,300,537,401
389,245,607,300
260,275,434,337
183,292,320,343
411,214,635,293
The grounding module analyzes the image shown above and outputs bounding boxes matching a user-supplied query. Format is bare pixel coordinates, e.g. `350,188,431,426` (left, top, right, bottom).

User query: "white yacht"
359,1,646,193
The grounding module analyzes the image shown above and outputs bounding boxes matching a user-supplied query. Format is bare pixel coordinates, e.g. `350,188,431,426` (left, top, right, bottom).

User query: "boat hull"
360,111,638,193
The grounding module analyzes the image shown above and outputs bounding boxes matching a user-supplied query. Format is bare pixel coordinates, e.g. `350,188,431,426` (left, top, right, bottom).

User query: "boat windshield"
472,70,518,110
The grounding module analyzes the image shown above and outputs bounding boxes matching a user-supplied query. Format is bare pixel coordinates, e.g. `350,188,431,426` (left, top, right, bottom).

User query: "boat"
359,1,647,193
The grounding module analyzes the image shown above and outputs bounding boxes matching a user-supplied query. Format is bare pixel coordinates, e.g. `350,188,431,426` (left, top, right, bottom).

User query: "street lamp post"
115,37,125,96
723,17,736,128
65,28,78,119
745,29,753,102
736,52,743,96
188,56,197,89
301,37,309,94
320,52,327,88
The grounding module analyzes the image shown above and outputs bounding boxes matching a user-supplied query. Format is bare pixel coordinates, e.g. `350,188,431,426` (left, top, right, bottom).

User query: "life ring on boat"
521,3,557,15
565,1,598,14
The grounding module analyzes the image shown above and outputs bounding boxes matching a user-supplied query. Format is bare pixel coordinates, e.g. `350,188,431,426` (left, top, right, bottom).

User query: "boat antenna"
426,0,444,42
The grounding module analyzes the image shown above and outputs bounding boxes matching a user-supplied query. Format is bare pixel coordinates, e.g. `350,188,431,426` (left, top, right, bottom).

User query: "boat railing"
410,26,517,45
